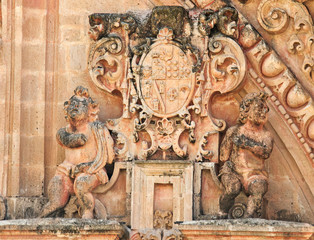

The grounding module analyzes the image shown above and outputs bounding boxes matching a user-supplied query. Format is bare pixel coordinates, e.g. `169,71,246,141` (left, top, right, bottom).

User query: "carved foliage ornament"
88,6,246,161
153,210,173,230
132,229,182,240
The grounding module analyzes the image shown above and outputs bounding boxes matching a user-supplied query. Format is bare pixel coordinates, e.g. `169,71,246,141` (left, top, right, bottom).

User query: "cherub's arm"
71,161,93,178
220,126,236,162
236,132,273,159
254,132,273,159
56,126,87,148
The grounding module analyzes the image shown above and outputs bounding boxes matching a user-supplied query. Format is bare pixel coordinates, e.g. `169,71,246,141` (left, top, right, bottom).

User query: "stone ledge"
0,218,127,240
177,219,314,239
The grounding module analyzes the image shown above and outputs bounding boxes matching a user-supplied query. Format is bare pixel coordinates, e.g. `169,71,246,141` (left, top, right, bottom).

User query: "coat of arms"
137,27,196,118
88,6,246,161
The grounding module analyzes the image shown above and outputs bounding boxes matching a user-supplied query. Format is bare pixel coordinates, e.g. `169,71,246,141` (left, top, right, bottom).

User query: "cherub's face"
65,96,89,126
248,99,269,125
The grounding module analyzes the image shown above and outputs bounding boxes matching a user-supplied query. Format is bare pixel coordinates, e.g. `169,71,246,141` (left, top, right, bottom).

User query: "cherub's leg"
40,174,73,218
219,173,241,215
245,178,268,218
74,173,100,219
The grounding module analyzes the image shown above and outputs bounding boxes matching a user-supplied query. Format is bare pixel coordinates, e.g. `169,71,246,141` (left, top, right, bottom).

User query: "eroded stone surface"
178,219,314,239
40,86,114,219
0,218,126,239
219,92,273,218
0,1,313,240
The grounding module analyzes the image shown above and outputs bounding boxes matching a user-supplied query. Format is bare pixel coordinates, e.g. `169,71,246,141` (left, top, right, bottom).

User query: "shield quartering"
138,28,196,118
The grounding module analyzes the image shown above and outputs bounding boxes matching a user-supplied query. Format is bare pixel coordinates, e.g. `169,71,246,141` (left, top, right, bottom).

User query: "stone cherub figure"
219,92,273,218
40,86,114,219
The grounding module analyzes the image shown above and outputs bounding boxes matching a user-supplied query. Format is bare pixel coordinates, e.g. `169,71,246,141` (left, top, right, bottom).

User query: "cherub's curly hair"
238,92,268,124
64,86,100,122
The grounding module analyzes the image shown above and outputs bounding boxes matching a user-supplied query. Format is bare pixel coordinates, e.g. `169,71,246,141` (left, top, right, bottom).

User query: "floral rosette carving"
157,118,174,135
153,210,173,230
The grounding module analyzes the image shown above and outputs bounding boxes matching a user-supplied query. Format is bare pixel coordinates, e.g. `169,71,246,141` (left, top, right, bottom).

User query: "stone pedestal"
177,219,314,239
0,218,127,240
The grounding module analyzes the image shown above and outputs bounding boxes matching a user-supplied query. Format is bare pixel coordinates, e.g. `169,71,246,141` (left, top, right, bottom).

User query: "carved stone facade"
0,0,313,239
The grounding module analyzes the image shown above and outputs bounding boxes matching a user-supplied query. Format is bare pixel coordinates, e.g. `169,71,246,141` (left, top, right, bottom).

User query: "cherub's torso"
63,124,98,166
230,125,270,176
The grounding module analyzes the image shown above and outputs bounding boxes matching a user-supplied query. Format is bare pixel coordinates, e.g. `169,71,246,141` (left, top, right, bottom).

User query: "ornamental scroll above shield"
88,6,246,162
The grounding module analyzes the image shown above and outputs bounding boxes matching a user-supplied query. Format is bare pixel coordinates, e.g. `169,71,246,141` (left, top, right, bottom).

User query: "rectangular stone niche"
131,160,193,229
154,183,173,213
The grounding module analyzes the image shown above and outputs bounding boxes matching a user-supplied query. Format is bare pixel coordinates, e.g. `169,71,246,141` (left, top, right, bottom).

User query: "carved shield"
138,41,195,118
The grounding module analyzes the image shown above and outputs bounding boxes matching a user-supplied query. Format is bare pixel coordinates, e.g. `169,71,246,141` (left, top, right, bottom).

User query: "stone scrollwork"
88,13,138,119
257,0,290,34
112,131,131,160
228,203,247,219
195,131,215,162
88,6,247,161
257,0,314,84
88,36,124,93
208,36,246,93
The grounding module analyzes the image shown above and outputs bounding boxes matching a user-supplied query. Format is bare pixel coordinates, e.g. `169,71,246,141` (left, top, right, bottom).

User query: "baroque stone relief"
88,6,246,163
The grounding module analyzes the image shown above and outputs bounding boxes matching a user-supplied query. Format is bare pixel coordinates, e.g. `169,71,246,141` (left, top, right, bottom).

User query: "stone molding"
177,219,314,239
0,218,127,239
